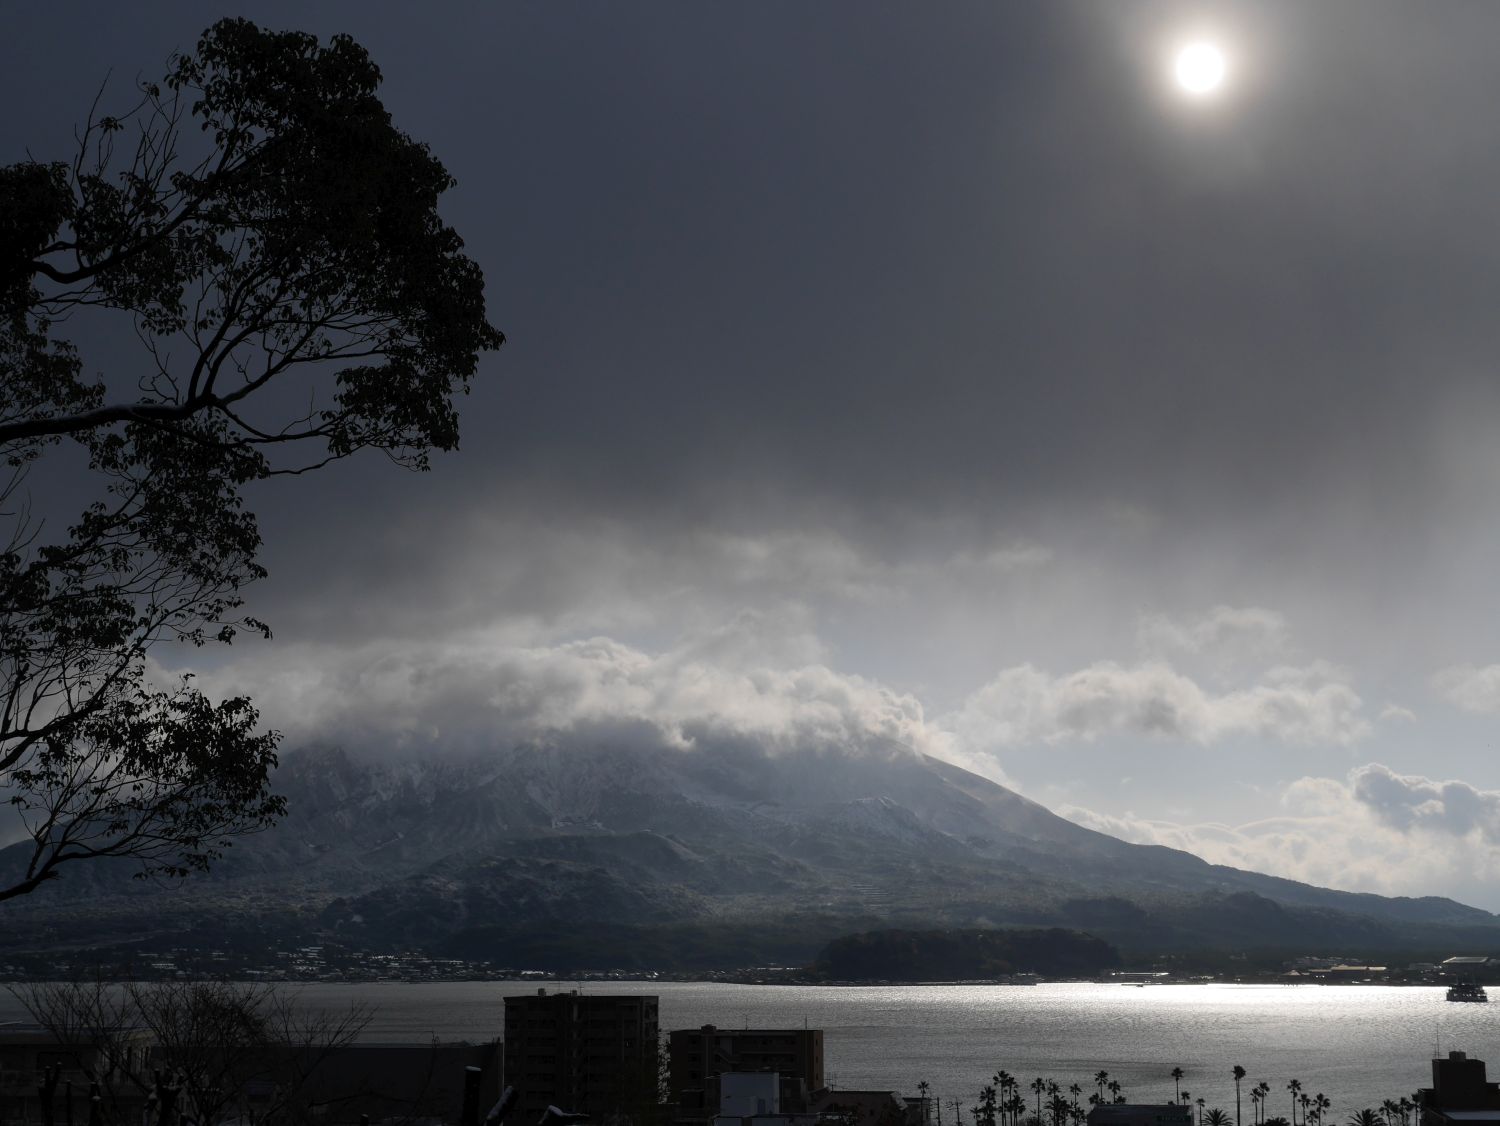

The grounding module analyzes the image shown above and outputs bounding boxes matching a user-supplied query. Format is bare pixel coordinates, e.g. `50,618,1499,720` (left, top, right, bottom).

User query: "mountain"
3,740,1497,968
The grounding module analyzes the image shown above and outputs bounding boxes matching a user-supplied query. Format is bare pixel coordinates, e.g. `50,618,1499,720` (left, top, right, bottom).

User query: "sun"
1173,41,1227,96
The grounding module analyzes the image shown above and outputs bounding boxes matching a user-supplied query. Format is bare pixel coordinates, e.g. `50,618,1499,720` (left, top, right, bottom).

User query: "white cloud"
1060,763,1500,905
167,613,953,764
950,658,1368,749
1137,604,1290,661
1434,664,1500,714
1348,762,1500,843
183,597,1368,769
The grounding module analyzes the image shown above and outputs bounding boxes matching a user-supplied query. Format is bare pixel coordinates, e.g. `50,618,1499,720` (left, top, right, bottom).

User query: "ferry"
1447,982,1489,1003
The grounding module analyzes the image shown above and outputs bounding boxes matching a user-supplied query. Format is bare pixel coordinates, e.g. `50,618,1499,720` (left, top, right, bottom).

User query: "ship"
1446,981,1489,1003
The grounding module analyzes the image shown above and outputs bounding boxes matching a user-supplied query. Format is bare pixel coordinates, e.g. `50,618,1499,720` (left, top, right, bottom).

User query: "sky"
8,2,1500,906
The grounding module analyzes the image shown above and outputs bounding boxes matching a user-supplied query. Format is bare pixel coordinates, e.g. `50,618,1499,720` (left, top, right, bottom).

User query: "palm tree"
1207,1110,1233,1126
1233,1068,1247,1126
1398,1098,1414,1126
1288,1081,1304,1126
1256,1084,1272,1126
1070,1085,1083,1111
1096,1074,1110,1105
1299,1094,1311,1126
919,1082,933,1126
1251,1090,1262,1126
1197,1098,1207,1126
1314,1094,1331,1126
1033,1078,1048,1123
1378,1102,1398,1126
1173,1069,1186,1105
1348,1111,1385,1126
1110,1081,1124,1105
978,1085,999,1126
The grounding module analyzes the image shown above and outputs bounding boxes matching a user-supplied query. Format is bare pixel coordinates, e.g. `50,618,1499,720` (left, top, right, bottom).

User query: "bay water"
4,982,1492,1116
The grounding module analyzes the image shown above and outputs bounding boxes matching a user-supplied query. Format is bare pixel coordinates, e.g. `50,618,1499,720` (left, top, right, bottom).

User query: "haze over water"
4,982,1477,1113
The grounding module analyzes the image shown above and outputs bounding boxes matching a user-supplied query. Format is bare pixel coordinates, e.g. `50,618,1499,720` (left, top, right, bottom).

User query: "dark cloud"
14,1,1500,535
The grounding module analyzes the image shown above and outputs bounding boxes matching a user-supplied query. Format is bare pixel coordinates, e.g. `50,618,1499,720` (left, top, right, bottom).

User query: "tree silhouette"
0,18,502,902
1233,1067,1247,1126
1172,1069,1185,1105
1288,1081,1303,1126
1348,1111,1384,1126
996,1073,1016,1126
1206,1111,1233,1126
18,979,370,1126
979,1085,998,1126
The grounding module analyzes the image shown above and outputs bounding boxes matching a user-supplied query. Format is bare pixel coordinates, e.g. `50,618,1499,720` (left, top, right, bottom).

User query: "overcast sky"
11,2,1500,906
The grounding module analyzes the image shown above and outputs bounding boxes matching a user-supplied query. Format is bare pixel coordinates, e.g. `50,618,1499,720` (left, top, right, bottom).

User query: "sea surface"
3,982,1493,1116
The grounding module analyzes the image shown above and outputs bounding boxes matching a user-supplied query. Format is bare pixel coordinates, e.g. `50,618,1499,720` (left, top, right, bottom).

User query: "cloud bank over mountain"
167,594,1500,907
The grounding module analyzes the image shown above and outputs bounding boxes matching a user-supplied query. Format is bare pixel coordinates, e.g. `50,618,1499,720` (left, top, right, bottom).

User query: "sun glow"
1173,41,1227,96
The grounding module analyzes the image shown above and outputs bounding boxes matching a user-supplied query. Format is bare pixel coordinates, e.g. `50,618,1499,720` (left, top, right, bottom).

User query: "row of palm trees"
915,1067,1427,1126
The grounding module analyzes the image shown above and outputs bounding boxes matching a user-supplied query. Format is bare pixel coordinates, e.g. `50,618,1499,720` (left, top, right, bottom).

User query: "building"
1441,957,1498,982
669,1025,823,1112
1086,1106,1194,1126
718,1073,783,1121
290,1041,502,1125
701,1072,818,1126
503,989,660,1122
1420,1051,1500,1126
809,1089,921,1126
669,1026,823,1093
